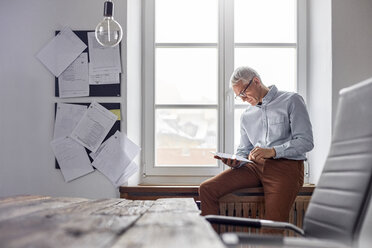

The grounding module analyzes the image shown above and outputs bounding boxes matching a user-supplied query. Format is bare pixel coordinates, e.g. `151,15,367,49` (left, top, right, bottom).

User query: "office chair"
206,77,372,248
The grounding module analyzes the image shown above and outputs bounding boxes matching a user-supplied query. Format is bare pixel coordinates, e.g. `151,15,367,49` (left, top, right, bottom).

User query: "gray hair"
230,66,261,86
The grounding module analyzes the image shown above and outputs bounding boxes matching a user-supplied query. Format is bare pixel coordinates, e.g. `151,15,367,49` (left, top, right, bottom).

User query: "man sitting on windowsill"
199,66,314,234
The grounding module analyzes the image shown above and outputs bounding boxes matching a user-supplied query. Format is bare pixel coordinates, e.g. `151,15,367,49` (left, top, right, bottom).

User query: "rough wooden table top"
0,195,225,248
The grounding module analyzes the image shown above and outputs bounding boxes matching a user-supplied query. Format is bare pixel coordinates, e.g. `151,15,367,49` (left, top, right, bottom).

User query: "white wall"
332,0,372,122
330,2,372,245
0,0,127,198
126,0,142,186
307,0,372,185
306,0,332,184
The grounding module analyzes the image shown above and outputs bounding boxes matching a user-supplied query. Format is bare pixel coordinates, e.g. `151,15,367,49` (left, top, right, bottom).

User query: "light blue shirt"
236,85,314,161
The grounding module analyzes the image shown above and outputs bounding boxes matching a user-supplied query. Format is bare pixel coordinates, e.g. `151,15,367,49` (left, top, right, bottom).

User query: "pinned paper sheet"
89,71,120,85
53,103,87,140
92,131,140,185
70,101,117,152
87,32,122,75
89,138,108,161
50,136,94,182
36,27,87,77
110,109,121,120
114,161,138,187
58,52,89,98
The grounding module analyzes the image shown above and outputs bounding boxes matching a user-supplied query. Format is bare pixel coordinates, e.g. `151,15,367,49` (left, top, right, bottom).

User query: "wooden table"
0,195,225,248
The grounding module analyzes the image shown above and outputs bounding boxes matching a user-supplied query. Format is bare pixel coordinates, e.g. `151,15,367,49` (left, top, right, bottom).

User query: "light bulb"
95,0,123,47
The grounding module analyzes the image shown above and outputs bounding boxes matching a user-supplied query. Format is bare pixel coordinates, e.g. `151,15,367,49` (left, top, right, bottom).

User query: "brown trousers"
199,159,304,234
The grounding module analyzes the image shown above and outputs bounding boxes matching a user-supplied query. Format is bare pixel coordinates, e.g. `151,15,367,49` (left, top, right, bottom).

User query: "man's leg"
261,159,304,234
199,164,262,216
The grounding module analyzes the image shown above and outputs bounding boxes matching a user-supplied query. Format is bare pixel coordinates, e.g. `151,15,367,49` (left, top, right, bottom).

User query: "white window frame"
141,0,306,184
232,0,307,149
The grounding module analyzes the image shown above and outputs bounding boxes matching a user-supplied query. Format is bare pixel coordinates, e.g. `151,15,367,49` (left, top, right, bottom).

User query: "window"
143,0,306,183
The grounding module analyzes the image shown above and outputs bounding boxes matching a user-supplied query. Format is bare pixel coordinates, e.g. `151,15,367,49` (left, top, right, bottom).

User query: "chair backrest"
303,78,372,245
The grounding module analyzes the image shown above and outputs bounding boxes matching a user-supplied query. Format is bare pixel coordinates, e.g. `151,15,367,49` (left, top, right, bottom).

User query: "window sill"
119,184,315,200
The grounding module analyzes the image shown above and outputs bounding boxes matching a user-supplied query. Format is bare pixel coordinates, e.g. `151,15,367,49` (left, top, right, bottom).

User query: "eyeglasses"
235,78,254,100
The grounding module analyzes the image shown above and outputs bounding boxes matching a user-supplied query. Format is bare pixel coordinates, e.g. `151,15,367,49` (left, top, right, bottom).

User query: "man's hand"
214,155,241,168
249,147,276,164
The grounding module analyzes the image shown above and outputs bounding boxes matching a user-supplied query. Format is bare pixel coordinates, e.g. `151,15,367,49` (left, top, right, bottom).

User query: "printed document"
50,136,94,182
92,131,140,185
87,32,121,75
36,27,87,77
89,138,108,160
212,152,253,163
70,101,117,152
58,53,89,98
114,161,138,187
89,70,120,85
53,103,87,140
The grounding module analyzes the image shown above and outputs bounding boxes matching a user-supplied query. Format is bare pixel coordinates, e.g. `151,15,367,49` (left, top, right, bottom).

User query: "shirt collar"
261,85,278,106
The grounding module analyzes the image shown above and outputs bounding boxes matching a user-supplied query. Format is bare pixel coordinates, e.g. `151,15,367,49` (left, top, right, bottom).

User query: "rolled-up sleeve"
273,94,314,159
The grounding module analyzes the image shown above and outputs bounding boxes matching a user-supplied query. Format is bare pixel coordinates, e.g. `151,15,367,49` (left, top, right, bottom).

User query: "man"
199,66,314,234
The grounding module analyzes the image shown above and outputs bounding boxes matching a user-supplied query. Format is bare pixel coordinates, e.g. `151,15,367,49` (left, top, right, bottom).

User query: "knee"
199,180,217,199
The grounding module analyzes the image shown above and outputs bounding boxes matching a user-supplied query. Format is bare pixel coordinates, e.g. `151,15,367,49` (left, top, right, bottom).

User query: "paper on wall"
89,138,109,160
114,161,138,187
109,109,121,120
70,101,117,152
58,52,89,98
87,32,122,75
89,69,120,85
50,136,94,182
53,103,87,140
92,131,140,185
36,27,87,77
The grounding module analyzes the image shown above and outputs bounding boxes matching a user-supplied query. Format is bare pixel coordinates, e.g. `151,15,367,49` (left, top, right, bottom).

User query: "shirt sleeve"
236,114,254,158
273,94,314,159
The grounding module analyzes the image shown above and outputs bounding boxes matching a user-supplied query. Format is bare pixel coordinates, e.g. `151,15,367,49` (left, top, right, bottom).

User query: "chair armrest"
222,232,284,246
222,233,348,248
205,215,305,236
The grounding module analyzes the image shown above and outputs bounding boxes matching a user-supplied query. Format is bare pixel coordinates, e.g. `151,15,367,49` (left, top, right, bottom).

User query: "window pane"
235,0,296,43
155,108,217,166
156,0,218,43
156,48,218,104
235,48,296,93
234,108,246,153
